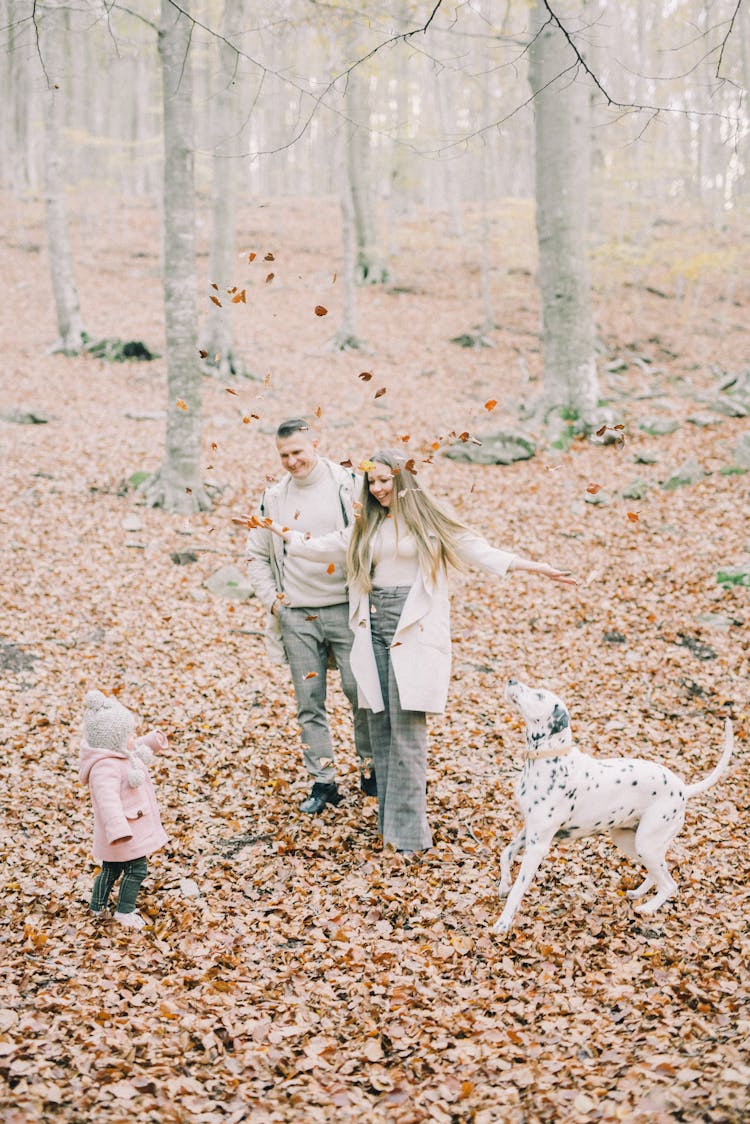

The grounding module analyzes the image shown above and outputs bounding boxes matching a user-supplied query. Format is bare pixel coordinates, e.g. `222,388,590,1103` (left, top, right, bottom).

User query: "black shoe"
299,782,342,815
360,770,377,797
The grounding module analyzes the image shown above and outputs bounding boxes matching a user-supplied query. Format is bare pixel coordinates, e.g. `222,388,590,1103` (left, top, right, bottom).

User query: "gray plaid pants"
90,856,148,914
369,587,432,852
279,601,371,782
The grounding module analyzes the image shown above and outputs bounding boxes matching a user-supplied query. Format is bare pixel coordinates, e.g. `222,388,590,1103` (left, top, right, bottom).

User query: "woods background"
1,2,749,1122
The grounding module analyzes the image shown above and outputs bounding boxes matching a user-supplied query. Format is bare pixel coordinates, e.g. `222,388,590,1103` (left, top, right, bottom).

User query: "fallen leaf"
484,398,497,411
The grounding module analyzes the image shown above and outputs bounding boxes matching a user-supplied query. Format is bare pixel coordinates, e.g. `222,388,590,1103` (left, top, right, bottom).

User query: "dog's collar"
524,744,575,761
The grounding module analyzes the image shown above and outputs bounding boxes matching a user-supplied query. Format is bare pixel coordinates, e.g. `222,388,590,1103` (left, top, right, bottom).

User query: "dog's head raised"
505,679,573,754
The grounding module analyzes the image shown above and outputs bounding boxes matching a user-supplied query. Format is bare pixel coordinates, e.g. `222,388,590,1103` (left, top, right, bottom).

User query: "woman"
261,451,576,855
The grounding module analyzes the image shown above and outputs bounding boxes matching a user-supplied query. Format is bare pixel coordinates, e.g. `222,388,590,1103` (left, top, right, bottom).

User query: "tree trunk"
332,125,363,351
200,0,247,379
345,66,389,285
40,0,87,354
528,0,599,432
146,0,210,513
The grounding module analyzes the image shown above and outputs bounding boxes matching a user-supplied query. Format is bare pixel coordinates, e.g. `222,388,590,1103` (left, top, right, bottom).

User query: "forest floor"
1,190,748,1123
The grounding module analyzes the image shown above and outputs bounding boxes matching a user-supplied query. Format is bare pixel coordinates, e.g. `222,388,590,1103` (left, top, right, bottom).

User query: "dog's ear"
548,703,570,736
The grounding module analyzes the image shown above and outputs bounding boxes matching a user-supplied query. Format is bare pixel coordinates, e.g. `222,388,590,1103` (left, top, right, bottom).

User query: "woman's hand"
510,558,578,586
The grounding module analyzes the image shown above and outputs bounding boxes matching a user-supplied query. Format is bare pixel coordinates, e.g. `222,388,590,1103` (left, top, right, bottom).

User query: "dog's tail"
685,719,734,798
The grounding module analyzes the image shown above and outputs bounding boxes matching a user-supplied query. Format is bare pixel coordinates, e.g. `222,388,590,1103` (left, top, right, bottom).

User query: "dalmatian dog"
493,679,734,934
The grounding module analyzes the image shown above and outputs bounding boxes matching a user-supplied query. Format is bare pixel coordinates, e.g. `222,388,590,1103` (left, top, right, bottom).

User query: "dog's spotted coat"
493,680,734,934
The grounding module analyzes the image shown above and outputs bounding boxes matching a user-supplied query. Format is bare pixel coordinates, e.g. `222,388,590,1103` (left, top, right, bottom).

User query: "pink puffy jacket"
79,731,168,863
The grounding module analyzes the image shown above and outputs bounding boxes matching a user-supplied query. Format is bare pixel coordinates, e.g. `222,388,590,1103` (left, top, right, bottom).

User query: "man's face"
276,431,318,479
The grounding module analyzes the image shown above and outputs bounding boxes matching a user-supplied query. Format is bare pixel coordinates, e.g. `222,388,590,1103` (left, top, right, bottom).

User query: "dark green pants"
90,856,148,914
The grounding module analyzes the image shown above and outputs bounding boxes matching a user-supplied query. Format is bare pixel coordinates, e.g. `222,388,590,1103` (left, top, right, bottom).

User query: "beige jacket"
286,528,517,713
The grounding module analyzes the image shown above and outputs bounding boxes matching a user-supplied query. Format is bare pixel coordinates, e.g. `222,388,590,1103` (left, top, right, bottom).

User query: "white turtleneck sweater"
371,516,420,588
278,459,349,607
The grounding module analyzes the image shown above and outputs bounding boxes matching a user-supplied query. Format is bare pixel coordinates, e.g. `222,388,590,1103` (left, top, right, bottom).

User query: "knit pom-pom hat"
83,690,149,787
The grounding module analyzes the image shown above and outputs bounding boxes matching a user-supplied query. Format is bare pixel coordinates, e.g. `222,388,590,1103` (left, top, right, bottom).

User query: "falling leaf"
210,442,218,452
404,459,417,474
315,406,322,418
231,290,247,304
210,295,222,307
627,511,640,522
265,273,274,283
358,460,375,472
399,434,410,443
340,459,353,468
484,398,497,411
332,272,337,283
326,563,335,574
248,251,257,262
265,252,275,261
175,399,188,411
586,482,602,494
459,432,470,442
304,672,318,680
314,305,328,317
226,387,238,396
211,283,219,291
305,614,318,621
358,372,373,382
185,487,192,494
199,349,208,359
374,387,387,399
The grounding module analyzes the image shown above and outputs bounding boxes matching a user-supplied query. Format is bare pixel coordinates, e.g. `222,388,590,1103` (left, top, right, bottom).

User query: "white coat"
285,527,517,714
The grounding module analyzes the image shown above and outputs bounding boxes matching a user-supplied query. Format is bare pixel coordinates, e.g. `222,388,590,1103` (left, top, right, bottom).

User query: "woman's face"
368,462,395,508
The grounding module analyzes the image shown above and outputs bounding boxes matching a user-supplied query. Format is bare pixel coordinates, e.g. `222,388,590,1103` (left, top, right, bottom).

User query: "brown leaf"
264,252,275,261
210,295,222,307
231,290,247,304
484,398,497,411
225,387,238,396
248,251,257,262
314,305,328,317
303,671,318,680
358,371,373,381
198,349,208,359
586,482,602,494
265,272,274,283
374,387,387,399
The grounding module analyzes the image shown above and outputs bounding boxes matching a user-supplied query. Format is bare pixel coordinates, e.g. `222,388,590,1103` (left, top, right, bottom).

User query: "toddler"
79,690,168,929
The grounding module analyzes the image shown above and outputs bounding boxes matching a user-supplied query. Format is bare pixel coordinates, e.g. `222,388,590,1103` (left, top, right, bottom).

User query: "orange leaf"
399,434,410,442
248,251,257,262
627,511,640,522
265,273,274,283
374,387,387,399
586,482,602,494
315,406,322,418
225,387,238,396
305,614,318,621
231,289,247,304
210,442,218,452
484,398,497,411
175,399,188,411
210,295,222,307
304,671,318,680
404,459,417,474
326,563,336,574
459,431,470,442
314,305,328,317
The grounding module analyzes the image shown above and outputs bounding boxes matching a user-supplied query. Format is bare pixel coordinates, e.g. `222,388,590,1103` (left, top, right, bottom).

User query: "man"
246,418,374,814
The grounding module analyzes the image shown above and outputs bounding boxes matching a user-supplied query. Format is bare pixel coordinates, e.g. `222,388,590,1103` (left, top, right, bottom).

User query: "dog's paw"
492,917,512,936
497,882,511,898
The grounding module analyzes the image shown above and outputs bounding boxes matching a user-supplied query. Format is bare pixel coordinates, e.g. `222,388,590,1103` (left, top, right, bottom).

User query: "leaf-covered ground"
1,192,748,1122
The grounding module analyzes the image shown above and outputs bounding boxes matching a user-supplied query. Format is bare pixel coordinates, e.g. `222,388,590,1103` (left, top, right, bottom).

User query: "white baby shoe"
114,910,146,930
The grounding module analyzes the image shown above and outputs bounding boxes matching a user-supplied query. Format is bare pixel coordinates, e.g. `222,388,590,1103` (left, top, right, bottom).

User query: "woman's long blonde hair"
347,450,472,592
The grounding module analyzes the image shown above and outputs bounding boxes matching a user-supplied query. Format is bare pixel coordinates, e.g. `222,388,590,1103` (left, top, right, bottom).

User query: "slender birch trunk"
529,0,599,431
39,0,87,354
146,0,210,513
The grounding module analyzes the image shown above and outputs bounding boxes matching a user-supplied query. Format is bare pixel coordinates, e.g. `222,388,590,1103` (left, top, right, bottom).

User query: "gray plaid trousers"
368,586,432,852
